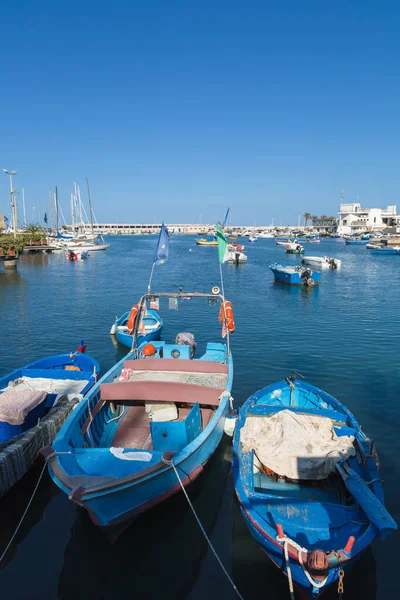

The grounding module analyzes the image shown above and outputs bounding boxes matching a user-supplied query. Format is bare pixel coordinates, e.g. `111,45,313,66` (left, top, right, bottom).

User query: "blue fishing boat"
270,263,321,286
371,246,400,255
0,348,99,496
233,375,397,598
110,307,163,349
46,291,234,539
344,238,368,245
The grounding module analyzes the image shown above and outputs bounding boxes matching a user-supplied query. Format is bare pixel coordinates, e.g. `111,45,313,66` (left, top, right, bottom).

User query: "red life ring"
127,305,139,334
218,301,235,333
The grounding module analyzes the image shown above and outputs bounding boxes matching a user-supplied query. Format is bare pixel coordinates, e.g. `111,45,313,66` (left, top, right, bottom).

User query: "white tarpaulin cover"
240,409,356,480
0,389,47,425
2,376,88,396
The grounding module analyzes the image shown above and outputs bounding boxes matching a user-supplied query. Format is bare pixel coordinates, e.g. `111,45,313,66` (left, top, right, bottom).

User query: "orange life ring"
127,304,139,334
218,301,235,333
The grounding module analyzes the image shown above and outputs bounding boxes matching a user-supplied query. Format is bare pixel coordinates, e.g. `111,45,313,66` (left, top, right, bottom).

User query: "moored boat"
301,256,341,269
196,236,218,246
46,291,234,539
233,375,397,598
0,349,99,496
66,249,88,261
370,246,400,255
270,263,320,285
110,306,163,349
225,244,247,264
344,238,368,245
284,242,304,254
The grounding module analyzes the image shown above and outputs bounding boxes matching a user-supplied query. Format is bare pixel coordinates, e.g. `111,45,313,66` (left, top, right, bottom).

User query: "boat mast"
55,186,59,232
86,177,95,238
22,188,27,228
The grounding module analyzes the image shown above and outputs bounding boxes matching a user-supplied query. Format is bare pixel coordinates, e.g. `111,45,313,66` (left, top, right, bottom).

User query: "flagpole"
147,261,155,293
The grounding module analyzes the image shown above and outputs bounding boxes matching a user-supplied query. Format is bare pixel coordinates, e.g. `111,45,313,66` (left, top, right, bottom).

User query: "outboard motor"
300,268,312,280
328,257,338,270
175,332,196,358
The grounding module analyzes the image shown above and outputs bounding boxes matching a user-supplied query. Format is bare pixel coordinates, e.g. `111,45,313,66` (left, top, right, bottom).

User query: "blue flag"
4,215,8,223
44,213,48,224
154,222,169,265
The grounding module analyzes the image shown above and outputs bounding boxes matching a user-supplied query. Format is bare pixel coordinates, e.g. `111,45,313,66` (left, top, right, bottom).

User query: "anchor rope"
164,457,245,600
0,455,53,565
276,534,329,591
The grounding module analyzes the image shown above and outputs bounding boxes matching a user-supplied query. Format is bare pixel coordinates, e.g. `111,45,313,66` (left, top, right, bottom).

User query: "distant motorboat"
270,263,320,286
302,256,341,269
66,249,88,261
225,244,247,264
258,231,274,238
285,242,304,254
196,236,218,246
370,246,400,255
248,235,258,242
344,238,368,245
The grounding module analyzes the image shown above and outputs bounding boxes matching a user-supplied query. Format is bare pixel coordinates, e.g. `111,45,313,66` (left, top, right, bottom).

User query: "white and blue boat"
371,246,400,255
270,263,321,285
0,349,99,496
233,375,397,598
110,307,163,349
46,291,234,539
344,238,368,245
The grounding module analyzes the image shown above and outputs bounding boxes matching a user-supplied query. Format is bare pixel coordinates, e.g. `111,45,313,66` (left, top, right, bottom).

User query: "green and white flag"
216,223,228,263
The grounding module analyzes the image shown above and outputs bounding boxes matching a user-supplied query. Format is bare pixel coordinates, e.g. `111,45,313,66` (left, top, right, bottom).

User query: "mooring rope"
163,456,245,600
0,454,53,565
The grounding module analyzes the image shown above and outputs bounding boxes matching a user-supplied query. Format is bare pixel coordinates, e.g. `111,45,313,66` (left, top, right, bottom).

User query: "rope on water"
163,456,245,600
0,453,54,565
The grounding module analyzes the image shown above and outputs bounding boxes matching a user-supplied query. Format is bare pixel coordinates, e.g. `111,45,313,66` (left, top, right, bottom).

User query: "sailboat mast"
22,188,27,228
86,177,95,238
55,186,59,231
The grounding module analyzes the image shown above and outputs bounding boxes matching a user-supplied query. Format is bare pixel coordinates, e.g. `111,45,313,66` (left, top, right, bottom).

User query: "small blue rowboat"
270,263,321,286
371,246,400,255
47,292,234,540
0,349,99,496
233,376,397,598
110,308,163,349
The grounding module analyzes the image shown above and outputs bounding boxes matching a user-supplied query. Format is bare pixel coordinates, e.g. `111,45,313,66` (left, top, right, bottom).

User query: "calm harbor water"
0,235,399,599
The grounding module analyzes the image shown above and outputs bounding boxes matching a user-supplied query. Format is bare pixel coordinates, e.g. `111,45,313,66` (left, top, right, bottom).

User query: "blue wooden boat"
270,263,321,286
110,308,163,349
233,376,397,598
371,246,400,255
0,349,99,496
344,238,368,245
47,292,234,539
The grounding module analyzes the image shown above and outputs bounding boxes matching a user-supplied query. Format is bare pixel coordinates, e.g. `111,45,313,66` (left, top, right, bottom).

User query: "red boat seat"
100,380,224,407
123,358,228,375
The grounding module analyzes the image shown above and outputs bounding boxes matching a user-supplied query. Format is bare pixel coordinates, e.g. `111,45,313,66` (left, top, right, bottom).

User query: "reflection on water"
0,236,398,598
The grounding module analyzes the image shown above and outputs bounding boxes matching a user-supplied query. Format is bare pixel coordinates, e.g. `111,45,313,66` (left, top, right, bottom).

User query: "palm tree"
311,215,318,225
24,223,44,234
303,212,311,228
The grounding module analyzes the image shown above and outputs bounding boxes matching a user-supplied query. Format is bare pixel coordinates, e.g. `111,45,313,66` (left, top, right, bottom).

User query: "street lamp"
3,169,17,240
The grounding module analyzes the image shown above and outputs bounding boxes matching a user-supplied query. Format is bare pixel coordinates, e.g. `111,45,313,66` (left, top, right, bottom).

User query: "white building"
337,203,400,235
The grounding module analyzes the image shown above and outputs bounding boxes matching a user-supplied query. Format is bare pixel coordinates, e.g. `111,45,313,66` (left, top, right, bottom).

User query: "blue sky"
1,1,400,226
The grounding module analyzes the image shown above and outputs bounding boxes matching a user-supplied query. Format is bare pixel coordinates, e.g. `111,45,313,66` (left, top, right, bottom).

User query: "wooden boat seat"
100,380,224,407
123,358,228,374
